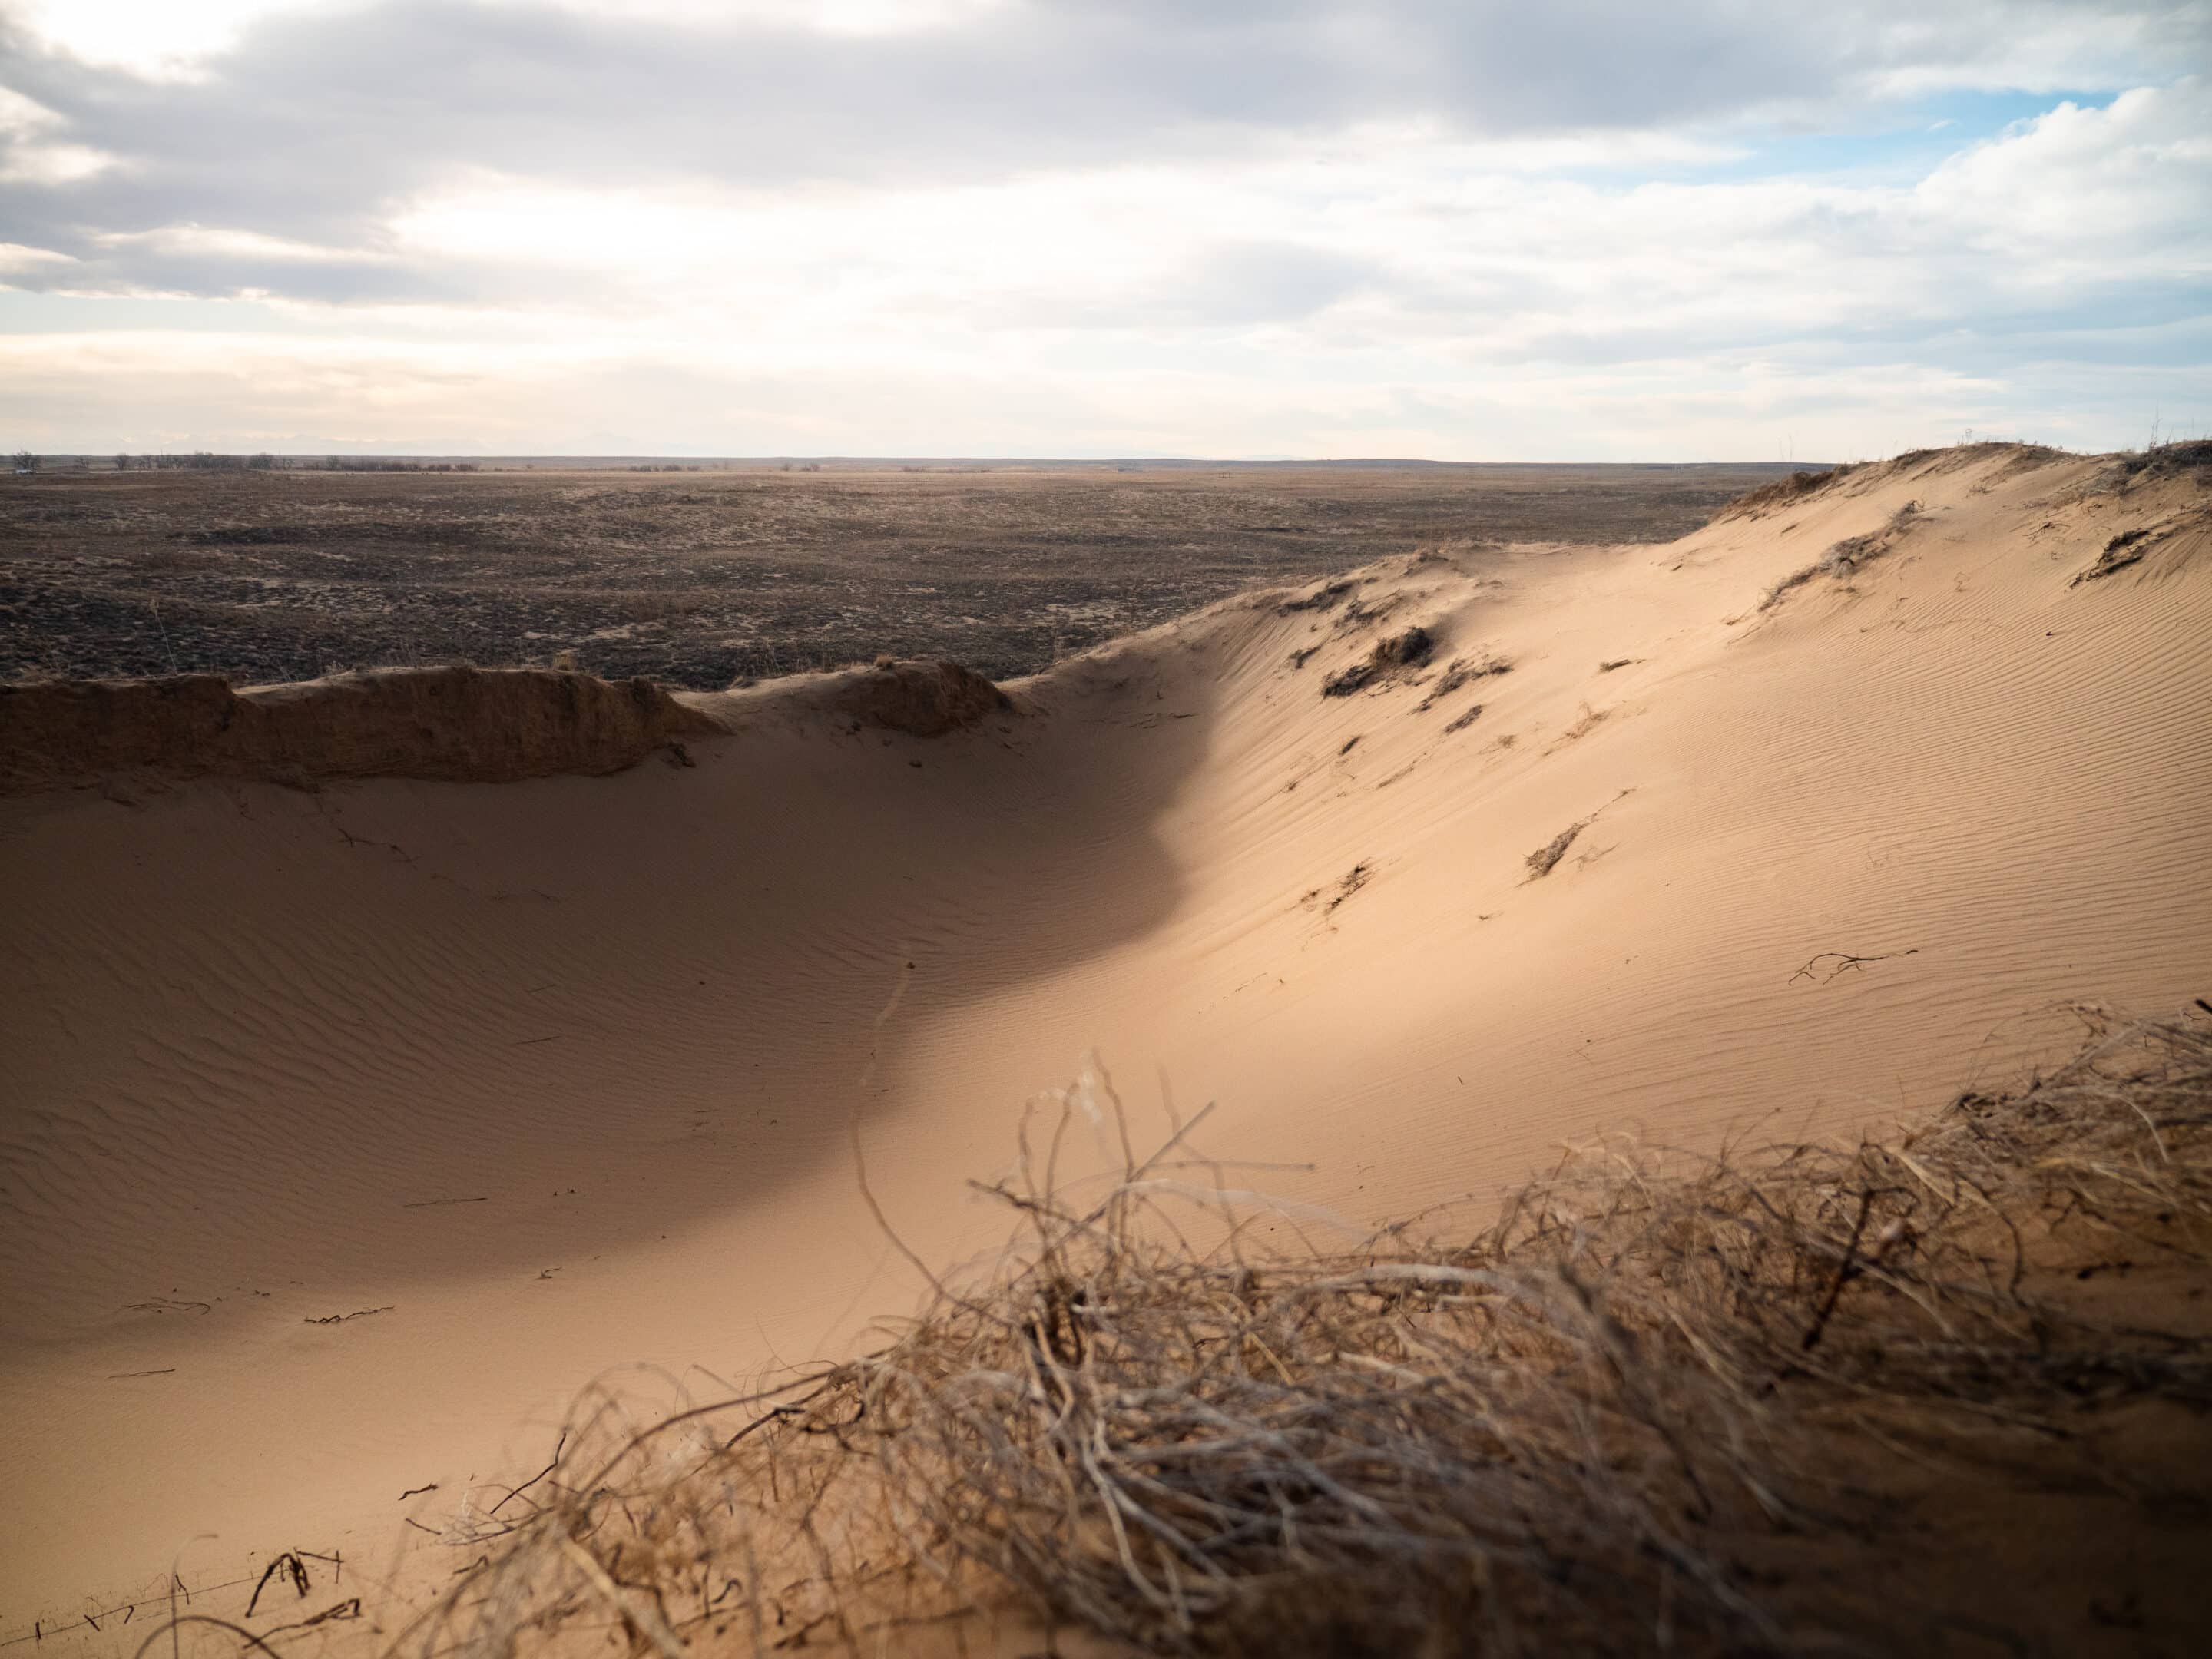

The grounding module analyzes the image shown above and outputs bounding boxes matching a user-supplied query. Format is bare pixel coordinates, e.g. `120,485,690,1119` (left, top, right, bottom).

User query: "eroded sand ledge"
3,444,2208,1644
0,657,1013,792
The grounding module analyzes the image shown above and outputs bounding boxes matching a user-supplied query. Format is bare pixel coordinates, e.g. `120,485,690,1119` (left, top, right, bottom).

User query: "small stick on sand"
1790,949,1919,985
301,1306,392,1326
242,1552,310,1619
488,1429,568,1517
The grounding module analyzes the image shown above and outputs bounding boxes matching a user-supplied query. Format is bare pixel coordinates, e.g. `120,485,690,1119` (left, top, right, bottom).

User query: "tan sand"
2,443,2208,1644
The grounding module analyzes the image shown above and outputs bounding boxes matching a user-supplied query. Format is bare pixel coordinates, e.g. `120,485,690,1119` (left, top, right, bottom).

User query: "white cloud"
0,138,111,182
2,2,2207,455
0,238,73,271
5,0,349,79
95,224,388,263
0,84,117,180
369,80,2212,359
1918,81,2212,252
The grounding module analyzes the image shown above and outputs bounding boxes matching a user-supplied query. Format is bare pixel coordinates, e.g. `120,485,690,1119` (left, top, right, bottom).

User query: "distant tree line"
316,457,480,472
99,453,480,472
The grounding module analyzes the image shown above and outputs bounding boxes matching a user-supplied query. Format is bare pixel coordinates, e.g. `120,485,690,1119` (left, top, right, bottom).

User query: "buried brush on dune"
1523,820,1585,879
1416,651,1512,713
1321,626,1435,697
344,1008,2212,1657
1524,788,1629,879
1758,501,1922,612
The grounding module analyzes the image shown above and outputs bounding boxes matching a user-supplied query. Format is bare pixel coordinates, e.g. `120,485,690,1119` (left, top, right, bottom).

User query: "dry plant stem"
353,1008,2210,1657
558,1539,688,1659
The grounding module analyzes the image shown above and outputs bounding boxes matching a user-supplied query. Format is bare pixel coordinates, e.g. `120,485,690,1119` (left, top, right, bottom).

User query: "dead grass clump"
379,1012,2212,1657
1558,700,1608,742
1760,500,1921,611
1416,652,1512,712
1371,625,1436,668
1522,819,1586,878
2071,526,2157,585
2094,438,2212,493
1323,627,1435,697
1710,463,1863,522
1302,860,1371,915
1278,578,1358,614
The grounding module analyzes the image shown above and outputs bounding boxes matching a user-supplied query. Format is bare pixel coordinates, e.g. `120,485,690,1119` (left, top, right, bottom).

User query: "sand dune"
3,443,2208,1641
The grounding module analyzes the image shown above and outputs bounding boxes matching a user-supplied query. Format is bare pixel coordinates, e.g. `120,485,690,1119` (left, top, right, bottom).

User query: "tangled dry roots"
400,1010,2212,1657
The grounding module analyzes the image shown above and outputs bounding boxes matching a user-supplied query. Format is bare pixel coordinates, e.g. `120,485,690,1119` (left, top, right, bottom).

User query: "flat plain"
0,462,1800,685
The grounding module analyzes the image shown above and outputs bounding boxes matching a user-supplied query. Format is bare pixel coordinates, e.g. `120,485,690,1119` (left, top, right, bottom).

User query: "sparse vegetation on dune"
1522,820,1587,878
1415,651,1512,713
364,1008,2212,1657
1759,500,1923,612
1708,461,1866,522
2087,438,2212,492
1321,624,1436,697
1710,436,2210,532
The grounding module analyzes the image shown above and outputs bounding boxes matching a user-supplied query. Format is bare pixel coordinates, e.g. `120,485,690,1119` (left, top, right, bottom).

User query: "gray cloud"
2,0,2205,460
2,0,2204,299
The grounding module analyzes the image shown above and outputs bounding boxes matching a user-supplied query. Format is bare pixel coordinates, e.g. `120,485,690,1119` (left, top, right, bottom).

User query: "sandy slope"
2,444,2208,1642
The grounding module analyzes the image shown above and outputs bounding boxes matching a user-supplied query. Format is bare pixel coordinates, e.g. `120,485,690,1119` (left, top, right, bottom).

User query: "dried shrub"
1710,463,1863,522
1323,627,1435,697
1760,500,1921,611
1523,820,1585,878
1279,578,1357,615
368,1012,2212,1658
1416,653,1512,713
2072,526,2157,585
2094,438,2212,493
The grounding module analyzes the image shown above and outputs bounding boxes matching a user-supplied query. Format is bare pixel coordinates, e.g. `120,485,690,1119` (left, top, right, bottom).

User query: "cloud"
0,1,2207,455
5,2,2203,252
0,237,71,270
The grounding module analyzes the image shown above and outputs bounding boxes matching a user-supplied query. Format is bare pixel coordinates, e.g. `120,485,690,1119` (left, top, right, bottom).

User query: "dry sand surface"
3,442,2210,1648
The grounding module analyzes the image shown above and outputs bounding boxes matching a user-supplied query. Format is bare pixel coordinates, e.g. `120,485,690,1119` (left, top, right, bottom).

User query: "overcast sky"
1,0,2206,459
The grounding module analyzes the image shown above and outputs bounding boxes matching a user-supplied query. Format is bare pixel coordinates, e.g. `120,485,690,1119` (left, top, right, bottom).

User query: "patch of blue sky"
1728,88,2117,177
1566,89,2126,190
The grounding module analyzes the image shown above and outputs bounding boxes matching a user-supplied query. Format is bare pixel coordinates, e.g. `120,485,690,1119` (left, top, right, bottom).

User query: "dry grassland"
1,462,1798,687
